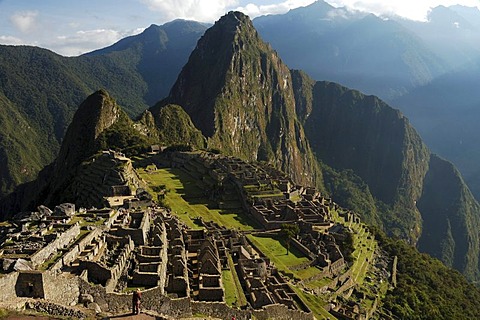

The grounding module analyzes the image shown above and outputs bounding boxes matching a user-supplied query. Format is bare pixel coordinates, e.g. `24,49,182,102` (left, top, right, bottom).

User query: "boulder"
80,293,94,304
2,258,15,272
13,258,33,271
54,203,75,217
87,302,102,314
38,205,53,216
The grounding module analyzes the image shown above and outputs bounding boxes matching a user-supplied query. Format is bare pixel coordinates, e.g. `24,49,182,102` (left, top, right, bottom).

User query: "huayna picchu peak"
2,7,480,320
158,11,322,189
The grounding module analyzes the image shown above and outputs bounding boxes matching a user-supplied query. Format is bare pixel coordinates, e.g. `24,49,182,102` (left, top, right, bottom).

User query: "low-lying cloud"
235,0,316,17
51,27,145,56
141,0,239,22
327,0,480,21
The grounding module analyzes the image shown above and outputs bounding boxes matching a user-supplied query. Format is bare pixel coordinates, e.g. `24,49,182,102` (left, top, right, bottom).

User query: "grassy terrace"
247,234,336,319
330,209,377,286
138,166,259,230
223,254,247,307
292,286,336,320
246,234,324,281
243,184,284,199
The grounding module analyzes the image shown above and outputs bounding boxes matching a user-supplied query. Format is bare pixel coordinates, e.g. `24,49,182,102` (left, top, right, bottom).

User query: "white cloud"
326,0,480,21
141,0,239,22
51,28,145,56
0,35,23,45
10,11,39,33
235,0,316,17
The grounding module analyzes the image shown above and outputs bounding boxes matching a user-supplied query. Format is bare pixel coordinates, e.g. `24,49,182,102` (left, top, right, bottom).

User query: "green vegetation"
138,166,258,230
247,234,322,280
280,223,300,255
39,251,63,271
373,227,480,319
148,104,206,149
291,286,336,320
97,110,153,157
331,210,377,284
0,93,51,199
223,254,247,307
322,165,381,227
222,270,237,306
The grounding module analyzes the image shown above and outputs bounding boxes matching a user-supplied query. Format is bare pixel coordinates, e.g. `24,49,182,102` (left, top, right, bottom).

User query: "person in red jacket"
132,288,142,314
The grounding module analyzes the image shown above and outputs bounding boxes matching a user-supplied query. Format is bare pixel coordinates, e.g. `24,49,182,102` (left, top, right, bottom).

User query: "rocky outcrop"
0,90,147,214
44,90,122,205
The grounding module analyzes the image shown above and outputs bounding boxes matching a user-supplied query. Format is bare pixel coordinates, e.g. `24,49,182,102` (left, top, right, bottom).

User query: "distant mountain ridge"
85,20,209,105
253,1,447,100
0,20,207,199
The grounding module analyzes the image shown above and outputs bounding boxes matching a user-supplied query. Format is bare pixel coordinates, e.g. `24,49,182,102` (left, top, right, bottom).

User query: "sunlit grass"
138,167,259,230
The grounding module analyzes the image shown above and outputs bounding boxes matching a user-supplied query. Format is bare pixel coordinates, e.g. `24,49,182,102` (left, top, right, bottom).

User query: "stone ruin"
0,150,380,320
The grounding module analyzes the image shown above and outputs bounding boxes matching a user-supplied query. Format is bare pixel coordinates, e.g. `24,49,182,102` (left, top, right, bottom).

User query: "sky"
0,0,479,56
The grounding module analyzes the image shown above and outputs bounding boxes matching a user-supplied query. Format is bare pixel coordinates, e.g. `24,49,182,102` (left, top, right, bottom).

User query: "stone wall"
253,304,314,320
81,260,112,286
43,271,80,306
291,238,315,260
192,301,249,320
111,211,150,245
30,223,81,267
79,279,192,317
1,270,316,320
0,272,18,302
25,301,86,319
52,228,102,271
191,301,314,320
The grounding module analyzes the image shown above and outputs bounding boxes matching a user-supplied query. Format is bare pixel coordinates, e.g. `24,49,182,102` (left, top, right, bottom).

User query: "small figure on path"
132,288,142,314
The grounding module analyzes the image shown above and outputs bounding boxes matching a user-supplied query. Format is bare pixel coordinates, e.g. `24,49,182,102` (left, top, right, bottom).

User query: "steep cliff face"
159,11,321,188
418,155,480,281
296,80,430,241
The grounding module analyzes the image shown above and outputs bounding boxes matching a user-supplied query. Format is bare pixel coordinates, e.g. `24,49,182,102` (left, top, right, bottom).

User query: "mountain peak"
207,11,255,40
55,89,120,172
162,10,263,137
220,11,250,26
159,11,320,187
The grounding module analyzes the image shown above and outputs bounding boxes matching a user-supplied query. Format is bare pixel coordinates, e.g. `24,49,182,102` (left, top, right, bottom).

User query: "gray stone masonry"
30,223,81,267
0,272,18,302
